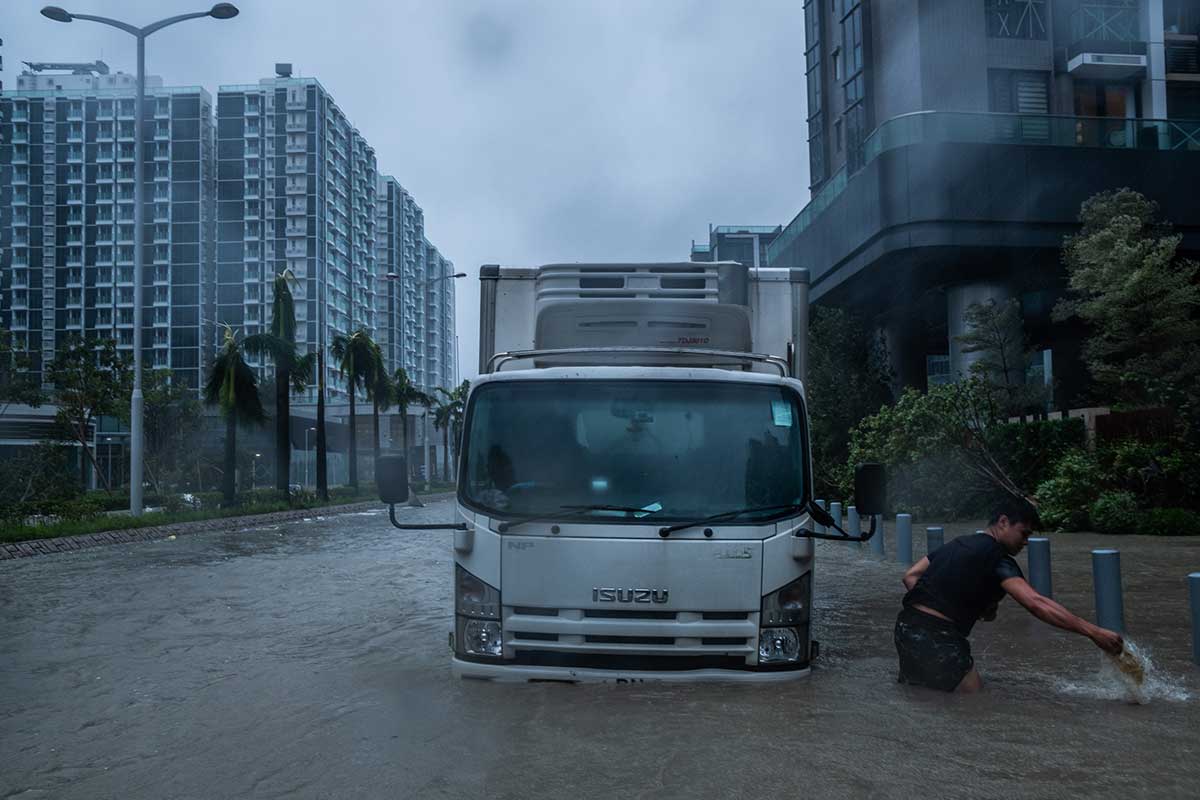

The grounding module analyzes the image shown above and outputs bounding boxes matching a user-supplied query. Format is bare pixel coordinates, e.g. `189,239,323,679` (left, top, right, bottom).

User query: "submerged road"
2,500,1198,799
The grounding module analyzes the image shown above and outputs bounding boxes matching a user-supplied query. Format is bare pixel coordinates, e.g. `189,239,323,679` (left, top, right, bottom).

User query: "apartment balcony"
1067,3,1147,77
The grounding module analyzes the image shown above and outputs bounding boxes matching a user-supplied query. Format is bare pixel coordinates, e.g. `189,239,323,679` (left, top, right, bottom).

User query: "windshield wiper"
656,503,807,537
497,504,657,533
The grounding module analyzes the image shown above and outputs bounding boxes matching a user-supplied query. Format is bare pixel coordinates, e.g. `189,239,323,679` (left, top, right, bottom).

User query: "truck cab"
380,261,859,682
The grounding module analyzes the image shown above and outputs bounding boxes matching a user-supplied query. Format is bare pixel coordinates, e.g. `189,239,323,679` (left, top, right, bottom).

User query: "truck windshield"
461,380,807,522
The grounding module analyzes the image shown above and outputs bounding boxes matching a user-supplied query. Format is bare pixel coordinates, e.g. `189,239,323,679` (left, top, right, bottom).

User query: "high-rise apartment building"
215,65,377,400
0,64,214,389
375,175,456,393
2,62,455,408
773,0,1200,402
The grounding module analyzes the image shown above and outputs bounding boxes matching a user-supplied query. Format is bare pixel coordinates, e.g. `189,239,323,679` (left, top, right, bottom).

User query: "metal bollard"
870,514,885,557
895,514,913,564
847,506,861,545
1190,572,1200,667
829,502,843,534
814,499,826,535
1092,549,1125,633
1027,537,1053,598
925,526,944,555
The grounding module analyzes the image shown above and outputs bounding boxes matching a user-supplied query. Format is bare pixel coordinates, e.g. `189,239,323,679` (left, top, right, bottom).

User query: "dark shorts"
894,607,974,692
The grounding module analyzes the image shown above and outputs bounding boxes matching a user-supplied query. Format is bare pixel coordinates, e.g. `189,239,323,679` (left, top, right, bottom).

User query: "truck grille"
503,606,760,666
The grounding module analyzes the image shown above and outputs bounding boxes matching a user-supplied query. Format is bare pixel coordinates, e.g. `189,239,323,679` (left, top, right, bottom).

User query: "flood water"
2,502,1198,799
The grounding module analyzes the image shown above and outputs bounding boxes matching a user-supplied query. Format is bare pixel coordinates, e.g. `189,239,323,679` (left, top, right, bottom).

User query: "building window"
804,0,827,186
839,1,868,171
985,0,1048,40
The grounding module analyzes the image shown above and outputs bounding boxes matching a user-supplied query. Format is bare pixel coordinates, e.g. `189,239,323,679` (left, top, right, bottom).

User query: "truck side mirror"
377,454,409,504
854,463,887,516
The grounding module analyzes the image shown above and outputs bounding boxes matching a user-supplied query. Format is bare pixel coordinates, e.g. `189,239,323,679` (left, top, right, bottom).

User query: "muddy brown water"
1,504,1198,799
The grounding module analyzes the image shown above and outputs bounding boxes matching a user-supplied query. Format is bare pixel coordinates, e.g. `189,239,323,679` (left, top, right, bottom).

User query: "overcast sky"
4,0,810,377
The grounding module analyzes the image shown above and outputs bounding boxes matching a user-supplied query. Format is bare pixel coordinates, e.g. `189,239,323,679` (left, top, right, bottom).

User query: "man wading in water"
894,499,1123,693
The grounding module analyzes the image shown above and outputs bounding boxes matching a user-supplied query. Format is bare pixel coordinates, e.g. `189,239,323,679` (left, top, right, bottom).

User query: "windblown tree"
139,368,202,496
392,367,431,479
956,297,1046,417
204,326,267,507
46,337,132,490
1055,188,1200,425
0,328,44,418
331,329,379,491
244,271,315,494
806,307,893,498
435,380,470,481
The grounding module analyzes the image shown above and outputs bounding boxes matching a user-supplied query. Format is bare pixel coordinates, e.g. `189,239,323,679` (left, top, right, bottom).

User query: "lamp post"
384,269,465,492
253,453,261,490
41,4,240,517
305,426,316,488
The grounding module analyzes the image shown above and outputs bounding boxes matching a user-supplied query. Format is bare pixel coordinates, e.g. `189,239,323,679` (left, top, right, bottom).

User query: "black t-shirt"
903,533,1024,635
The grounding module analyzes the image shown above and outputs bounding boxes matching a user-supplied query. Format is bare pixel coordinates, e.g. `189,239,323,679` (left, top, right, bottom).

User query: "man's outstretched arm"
1001,577,1123,654
902,557,930,591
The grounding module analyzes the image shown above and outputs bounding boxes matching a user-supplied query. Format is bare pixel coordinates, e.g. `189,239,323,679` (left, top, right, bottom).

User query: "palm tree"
204,325,267,507
434,380,470,482
392,367,431,480
330,329,378,491
433,395,453,482
366,343,392,475
244,270,315,495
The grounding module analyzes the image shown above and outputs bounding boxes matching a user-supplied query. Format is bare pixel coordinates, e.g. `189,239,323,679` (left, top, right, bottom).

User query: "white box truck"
377,261,883,682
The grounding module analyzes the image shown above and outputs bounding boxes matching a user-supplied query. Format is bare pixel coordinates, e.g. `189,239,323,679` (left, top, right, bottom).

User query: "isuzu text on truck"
377,262,883,682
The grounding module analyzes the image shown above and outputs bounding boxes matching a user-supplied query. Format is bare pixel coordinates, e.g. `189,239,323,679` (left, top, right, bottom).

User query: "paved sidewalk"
0,491,455,561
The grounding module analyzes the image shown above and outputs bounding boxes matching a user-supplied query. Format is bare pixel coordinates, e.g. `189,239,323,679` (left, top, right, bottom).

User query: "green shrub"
1089,490,1140,535
1035,449,1102,531
54,494,107,522
1137,507,1200,537
987,418,1088,496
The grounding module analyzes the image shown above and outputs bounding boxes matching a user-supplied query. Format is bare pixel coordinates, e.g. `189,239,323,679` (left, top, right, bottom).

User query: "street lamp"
253,452,261,490
305,426,316,488
384,270,465,491
41,4,240,518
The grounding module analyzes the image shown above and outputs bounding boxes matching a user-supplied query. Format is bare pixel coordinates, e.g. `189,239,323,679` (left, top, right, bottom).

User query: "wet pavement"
2,502,1198,799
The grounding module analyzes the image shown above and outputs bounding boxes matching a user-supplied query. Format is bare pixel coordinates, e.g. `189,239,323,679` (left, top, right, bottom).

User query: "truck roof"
472,365,806,397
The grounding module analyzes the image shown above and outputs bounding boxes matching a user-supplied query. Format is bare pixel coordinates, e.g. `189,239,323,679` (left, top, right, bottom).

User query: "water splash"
1055,640,1192,704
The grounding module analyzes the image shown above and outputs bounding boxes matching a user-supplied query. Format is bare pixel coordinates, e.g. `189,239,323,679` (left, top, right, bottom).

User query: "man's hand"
1090,627,1124,655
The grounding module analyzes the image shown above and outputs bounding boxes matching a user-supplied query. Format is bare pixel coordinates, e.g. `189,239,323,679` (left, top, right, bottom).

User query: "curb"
1,491,457,562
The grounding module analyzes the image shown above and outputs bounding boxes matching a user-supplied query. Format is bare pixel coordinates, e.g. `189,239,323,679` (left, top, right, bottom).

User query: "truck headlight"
758,627,802,664
760,572,811,626
458,618,504,658
455,565,503,658
456,564,500,619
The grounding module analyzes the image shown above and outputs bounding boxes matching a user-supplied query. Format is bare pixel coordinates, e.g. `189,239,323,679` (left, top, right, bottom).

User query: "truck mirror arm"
387,504,469,531
791,502,879,542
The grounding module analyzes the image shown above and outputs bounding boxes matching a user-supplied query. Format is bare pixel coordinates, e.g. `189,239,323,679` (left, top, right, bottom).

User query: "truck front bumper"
452,657,811,683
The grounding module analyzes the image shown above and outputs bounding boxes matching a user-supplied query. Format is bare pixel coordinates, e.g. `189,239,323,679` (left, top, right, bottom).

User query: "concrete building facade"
376,176,457,394
215,66,378,401
0,65,215,390
775,0,1200,403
